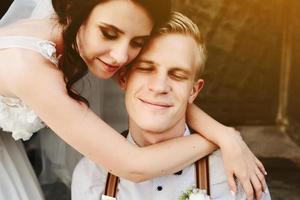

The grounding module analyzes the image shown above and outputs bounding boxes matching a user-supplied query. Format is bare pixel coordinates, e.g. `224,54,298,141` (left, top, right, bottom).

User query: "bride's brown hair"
51,0,171,106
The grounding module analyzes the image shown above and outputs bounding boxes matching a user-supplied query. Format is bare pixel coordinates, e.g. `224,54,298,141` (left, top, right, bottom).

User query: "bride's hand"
220,128,267,200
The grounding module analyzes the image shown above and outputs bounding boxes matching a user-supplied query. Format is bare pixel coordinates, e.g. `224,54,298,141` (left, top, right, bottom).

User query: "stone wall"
172,0,284,125
288,0,300,123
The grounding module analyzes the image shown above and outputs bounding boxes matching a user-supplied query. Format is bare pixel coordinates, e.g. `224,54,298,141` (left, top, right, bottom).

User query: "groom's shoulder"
72,157,109,199
73,157,108,182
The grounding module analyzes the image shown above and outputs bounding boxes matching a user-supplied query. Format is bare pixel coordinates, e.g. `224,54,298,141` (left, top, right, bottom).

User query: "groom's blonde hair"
156,11,207,79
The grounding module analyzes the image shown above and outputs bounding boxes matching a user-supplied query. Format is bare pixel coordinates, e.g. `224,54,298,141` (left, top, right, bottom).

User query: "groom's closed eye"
136,66,154,72
169,69,191,81
133,61,155,72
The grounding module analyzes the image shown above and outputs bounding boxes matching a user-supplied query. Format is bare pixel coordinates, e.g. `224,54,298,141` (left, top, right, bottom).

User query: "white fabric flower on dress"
38,40,58,65
0,95,45,141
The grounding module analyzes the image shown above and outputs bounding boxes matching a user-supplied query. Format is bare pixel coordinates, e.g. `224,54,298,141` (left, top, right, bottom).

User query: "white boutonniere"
178,187,210,200
101,195,116,200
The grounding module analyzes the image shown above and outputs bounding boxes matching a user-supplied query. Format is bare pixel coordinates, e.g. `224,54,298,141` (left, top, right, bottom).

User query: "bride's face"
76,0,153,79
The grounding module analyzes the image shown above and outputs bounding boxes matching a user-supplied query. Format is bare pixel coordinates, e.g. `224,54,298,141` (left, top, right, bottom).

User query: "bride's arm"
187,103,267,200
7,59,217,182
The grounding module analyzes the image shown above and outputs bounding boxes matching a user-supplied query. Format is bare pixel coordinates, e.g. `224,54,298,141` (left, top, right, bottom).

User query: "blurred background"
1,0,299,199
171,1,300,199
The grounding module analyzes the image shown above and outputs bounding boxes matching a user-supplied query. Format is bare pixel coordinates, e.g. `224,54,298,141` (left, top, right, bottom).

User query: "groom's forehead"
133,33,198,70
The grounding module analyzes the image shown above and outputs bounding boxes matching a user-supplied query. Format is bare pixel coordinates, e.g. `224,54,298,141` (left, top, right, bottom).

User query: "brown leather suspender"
104,130,210,198
104,156,210,197
195,156,210,194
104,172,119,197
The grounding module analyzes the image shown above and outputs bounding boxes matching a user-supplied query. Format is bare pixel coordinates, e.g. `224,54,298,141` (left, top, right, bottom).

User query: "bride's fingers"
250,174,263,200
240,178,254,200
255,157,267,175
255,166,266,192
226,173,237,196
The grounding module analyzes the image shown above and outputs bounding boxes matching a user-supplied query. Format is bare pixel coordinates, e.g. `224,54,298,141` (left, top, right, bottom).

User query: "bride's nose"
109,40,129,67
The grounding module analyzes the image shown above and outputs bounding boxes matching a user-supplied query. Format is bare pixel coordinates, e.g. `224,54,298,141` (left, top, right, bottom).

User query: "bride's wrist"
218,127,243,149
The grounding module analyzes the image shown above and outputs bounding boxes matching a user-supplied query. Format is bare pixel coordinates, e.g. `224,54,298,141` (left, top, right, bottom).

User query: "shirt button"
157,186,163,191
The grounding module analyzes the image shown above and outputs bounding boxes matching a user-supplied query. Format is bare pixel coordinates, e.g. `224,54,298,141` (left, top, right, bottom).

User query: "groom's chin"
134,119,173,133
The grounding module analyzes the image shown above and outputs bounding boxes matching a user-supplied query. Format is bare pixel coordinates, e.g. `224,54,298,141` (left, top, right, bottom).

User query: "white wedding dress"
0,0,105,199
0,36,56,199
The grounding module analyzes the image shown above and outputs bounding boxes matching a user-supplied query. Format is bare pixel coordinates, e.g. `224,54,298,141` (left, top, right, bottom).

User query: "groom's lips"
138,98,173,109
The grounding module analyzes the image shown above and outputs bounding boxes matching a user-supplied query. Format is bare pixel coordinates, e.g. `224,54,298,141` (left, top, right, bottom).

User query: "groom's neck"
128,118,186,147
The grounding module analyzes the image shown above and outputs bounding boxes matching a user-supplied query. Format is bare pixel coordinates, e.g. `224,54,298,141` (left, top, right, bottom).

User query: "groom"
71,12,271,200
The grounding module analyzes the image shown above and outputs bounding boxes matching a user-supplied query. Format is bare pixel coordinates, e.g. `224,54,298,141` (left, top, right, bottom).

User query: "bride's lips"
138,98,172,109
97,58,120,73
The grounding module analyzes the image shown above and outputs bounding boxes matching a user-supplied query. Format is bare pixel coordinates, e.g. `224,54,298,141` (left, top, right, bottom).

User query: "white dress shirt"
71,126,271,200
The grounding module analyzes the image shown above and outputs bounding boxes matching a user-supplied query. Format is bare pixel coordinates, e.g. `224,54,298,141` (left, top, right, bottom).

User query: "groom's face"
121,33,204,133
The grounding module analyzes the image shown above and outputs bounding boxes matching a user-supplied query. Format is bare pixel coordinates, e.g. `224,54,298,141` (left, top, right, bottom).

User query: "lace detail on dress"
0,95,45,141
38,40,58,65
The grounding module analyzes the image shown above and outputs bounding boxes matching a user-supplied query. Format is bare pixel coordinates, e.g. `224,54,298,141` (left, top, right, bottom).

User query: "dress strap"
0,36,58,65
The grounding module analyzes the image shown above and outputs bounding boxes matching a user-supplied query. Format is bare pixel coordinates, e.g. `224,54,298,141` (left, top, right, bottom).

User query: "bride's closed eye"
99,26,118,40
99,26,145,49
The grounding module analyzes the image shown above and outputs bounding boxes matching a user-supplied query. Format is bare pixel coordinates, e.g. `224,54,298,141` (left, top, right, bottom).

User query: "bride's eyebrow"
99,23,124,34
99,23,151,38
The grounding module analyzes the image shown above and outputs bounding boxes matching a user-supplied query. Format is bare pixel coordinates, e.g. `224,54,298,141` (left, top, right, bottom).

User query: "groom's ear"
117,68,128,91
188,79,204,104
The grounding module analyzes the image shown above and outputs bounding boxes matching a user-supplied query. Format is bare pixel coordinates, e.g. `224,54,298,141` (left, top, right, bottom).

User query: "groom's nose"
148,75,171,94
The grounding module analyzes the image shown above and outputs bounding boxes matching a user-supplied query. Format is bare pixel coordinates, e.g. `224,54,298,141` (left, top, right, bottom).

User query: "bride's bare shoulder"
0,19,65,95
0,48,64,95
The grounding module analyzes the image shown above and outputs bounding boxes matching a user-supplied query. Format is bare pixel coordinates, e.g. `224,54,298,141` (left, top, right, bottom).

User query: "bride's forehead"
87,1,151,23
91,0,147,13
84,1,153,33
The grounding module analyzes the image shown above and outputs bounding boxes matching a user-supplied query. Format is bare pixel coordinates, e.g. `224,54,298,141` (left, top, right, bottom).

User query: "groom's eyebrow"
135,59,157,66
